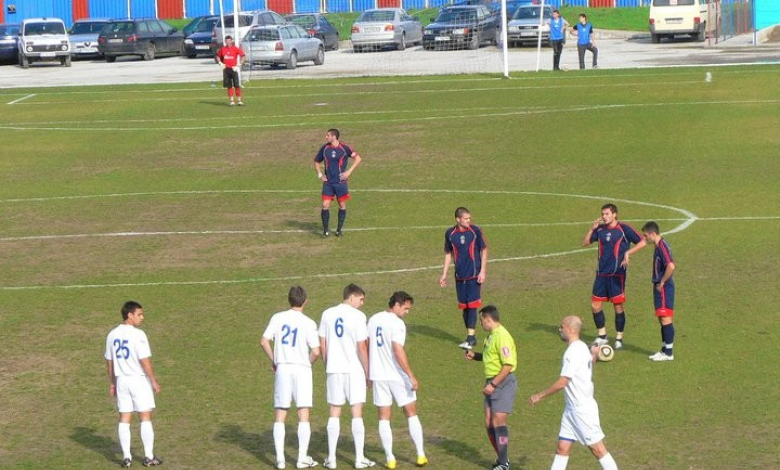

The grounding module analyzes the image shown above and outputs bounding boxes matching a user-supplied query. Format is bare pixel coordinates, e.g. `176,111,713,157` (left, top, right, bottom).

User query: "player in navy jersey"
642,221,676,361
440,207,488,350
313,129,362,238
581,204,646,350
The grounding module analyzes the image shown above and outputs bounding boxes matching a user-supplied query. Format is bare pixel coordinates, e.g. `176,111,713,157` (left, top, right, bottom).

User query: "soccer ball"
597,344,615,362
562,64,570,72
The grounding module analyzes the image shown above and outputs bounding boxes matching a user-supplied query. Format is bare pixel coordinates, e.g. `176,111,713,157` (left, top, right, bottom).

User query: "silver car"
69,18,110,59
243,25,324,70
350,8,423,52
507,4,553,46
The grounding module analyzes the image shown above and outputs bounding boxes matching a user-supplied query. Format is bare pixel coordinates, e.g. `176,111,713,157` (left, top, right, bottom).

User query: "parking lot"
1,31,779,89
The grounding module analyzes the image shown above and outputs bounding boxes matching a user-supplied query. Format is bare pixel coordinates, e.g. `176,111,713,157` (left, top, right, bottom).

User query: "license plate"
195,45,210,50
435,36,450,41
41,52,55,57
521,31,536,36
666,18,683,24
79,47,97,53
364,27,381,33
108,38,123,43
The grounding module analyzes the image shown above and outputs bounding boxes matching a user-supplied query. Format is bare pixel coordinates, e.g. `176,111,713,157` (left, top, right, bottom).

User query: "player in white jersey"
104,301,162,468
261,286,321,470
529,315,619,470
367,291,427,469
318,284,375,469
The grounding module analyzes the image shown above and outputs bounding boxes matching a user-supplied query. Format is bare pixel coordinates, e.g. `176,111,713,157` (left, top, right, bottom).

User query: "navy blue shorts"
322,181,350,203
592,274,626,304
653,282,675,316
455,279,482,310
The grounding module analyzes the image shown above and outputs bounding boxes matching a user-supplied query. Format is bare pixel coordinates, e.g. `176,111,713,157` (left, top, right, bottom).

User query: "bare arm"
484,363,512,396
340,153,362,181
139,357,160,394
529,375,570,405
106,360,116,396
440,251,453,287
392,342,418,391
309,347,321,365
478,247,488,284
319,336,328,366
314,161,326,181
358,339,371,386
622,239,647,267
657,261,676,291
582,218,602,247
260,337,276,372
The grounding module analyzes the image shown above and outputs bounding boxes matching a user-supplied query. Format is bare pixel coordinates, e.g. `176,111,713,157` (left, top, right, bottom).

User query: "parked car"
350,8,423,52
649,0,717,43
182,15,210,38
286,13,339,51
212,10,288,50
423,5,498,50
243,24,324,70
489,0,536,20
183,16,218,58
0,23,20,63
506,4,553,46
18,17,71,68
98,19,184,62
69,18,110,59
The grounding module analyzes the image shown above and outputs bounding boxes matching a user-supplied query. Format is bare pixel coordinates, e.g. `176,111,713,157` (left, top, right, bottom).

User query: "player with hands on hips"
216,35,245,106
313,129,362,238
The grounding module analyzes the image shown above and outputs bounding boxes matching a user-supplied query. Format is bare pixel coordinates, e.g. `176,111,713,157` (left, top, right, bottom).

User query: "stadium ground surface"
1,66,779,470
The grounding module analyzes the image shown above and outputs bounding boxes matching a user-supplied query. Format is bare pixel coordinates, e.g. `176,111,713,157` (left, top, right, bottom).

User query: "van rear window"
653,0,695,5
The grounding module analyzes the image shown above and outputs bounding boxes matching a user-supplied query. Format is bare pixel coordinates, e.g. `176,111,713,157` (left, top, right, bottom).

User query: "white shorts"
275,364,313,409
116,376,156,413
326,372,367,406
373,378,416,408
559,405,605,446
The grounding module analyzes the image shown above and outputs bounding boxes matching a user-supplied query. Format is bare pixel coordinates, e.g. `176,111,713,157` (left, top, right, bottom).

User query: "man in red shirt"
216,35,246,106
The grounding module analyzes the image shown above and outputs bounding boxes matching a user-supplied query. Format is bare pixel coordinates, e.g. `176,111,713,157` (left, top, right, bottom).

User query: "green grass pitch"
1,65,779,470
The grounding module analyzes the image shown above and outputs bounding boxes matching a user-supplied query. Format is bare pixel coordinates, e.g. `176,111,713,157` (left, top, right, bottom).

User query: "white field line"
2,98,779,132
6,94,36,105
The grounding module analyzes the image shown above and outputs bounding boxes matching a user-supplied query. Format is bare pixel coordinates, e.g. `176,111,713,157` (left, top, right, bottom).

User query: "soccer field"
1,66,779,470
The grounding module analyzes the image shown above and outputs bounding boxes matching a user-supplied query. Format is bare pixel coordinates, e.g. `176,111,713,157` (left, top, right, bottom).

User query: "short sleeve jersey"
652,238,675,286
549,17,567,41
314,143,357,184
367,311,407,382
482,324,517,377
589,222,642,276
444,224,487,281
216,44,245,67
262,309,319,367
318,303,369,374
560,340,597,409
105,324,152,378
574,22,594,45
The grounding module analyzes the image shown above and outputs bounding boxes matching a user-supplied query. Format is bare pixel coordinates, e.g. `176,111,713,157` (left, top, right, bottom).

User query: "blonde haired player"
367,291,428,469
105,301,163,468
261,286,321,469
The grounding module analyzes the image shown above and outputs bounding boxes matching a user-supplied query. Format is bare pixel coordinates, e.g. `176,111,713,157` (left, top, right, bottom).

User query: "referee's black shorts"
223,67,240,88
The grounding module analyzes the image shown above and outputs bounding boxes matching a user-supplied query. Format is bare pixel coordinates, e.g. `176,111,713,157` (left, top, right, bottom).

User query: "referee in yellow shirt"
465,305,518,470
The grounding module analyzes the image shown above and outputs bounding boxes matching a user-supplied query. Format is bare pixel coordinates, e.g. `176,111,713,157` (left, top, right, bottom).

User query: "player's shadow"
284,219,322,235
430,435,528,469
526,322,559,335
215,424,273,465
69,426,118,464
408,325,461,345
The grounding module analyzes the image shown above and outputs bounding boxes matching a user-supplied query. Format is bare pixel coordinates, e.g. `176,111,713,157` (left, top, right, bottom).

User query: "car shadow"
69,426,118,464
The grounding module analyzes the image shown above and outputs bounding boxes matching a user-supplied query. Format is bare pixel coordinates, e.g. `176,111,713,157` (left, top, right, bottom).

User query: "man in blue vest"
571,13,598,70
548,10,570,71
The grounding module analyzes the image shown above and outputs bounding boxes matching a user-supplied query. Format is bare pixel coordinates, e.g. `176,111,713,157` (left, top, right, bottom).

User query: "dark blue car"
182,16,218,58
0,23,20,63
285,13,340,51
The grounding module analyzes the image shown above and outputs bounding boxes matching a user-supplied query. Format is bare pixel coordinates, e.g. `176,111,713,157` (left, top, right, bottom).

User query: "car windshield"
653,0,695,4
24,22,66,35
246,28,279,41
221,15,253,27
512,7,551,20
288,15,316,27
103,22,134,34
436,10,477,23
195,18,218,32
358,11,396,22
70,22,106,34
0,25,20,36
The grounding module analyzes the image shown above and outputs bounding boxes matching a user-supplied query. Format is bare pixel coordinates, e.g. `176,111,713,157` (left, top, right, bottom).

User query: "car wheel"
20,53,29,69
651,33,661,44
353,45,362,53
695,25,706,42
468,33,479,50
332,34,339,51
143,43,156,61
187,53,197,59
63,55,72,67
398,33,406,51
105,54,117,63
314,46,325,65
286,50,297,69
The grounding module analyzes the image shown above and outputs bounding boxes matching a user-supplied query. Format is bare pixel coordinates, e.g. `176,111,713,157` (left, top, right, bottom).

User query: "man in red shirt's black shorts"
216,36,246,106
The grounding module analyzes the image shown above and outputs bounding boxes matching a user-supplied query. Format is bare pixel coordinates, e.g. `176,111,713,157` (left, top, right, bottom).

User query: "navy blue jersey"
444,225,487,281
314,143,357,184
574,22,594,45
652,238,675,285
589,222,642,275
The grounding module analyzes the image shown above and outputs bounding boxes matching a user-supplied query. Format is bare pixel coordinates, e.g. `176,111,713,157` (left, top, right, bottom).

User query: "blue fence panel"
326,0,351,12
89,0,129,19
756,0,780,30
353,0,375,11
242,0,268,10
428,0,449,8
295,0,321,13
563,0,587,7
213,0,237,15
186,0,214,16
54,0,73,25
132,0,157,18
403,0,426,11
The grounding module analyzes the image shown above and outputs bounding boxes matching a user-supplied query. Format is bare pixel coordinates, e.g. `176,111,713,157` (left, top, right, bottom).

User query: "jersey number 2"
281,325,298,347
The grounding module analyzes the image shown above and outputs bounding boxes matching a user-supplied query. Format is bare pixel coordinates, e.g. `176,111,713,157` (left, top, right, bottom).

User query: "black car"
285,13,339,50
0,23,20,63
183,16,218,58
423,5,498,50
98,19,184,62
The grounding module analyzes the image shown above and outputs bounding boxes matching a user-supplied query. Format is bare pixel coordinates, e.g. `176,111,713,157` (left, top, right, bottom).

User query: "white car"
351,8,423,52
212,10,288,50
506,4,553,47
18,17,71,68
243,25,324,70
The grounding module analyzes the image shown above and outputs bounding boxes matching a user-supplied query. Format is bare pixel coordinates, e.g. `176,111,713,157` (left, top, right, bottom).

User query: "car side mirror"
171,27,178,34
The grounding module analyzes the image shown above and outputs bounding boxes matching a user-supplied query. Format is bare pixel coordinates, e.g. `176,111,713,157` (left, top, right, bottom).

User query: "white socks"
550,453,569,470
599,452,619,470
273,422,286,463
407,415,425,457
140,421,154,459
327,417,340,461
118,423,131,460
378,419,394,461
352,418,366,460
298,422,311,462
